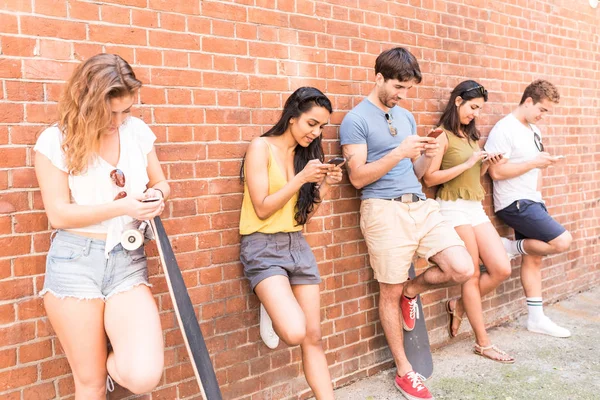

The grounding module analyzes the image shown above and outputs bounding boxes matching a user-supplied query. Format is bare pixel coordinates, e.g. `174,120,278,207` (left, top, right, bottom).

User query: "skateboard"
150,216,222,400
403,264,434,379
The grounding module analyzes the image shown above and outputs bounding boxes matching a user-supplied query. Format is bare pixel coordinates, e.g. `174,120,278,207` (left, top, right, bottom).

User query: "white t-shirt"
34,116,156,257
484,113,543,212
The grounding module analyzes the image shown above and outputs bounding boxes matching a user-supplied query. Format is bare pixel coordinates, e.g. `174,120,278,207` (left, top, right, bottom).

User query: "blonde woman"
34,54,169,399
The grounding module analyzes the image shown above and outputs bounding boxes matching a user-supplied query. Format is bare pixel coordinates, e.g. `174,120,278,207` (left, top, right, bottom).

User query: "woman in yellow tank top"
423,81,515,363
239,87,343,399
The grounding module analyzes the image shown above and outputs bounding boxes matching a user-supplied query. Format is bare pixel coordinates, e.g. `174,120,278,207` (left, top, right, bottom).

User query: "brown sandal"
445,298,463,338
473,343,515,364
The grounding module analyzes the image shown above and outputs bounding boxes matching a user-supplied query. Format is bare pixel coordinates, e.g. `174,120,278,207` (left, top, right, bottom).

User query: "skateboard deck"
403,264,434,379
150,216,222,400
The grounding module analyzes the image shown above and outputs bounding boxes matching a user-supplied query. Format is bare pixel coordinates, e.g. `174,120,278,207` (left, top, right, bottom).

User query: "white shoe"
260,304,280,349
500,237,519,260
527,316,571,338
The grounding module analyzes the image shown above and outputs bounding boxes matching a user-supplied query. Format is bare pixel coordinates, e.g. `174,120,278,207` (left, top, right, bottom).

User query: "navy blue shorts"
496,200,566,243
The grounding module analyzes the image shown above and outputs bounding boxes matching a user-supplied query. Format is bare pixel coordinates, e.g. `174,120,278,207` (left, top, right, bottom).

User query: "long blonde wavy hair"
58,53,142,174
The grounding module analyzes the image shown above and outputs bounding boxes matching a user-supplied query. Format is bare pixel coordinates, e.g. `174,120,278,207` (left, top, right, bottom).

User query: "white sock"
515,239,527,255
526,297,544,322
505,239,527,255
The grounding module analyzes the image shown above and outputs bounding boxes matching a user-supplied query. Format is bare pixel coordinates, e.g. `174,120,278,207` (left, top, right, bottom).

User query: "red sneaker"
401,295,419,331
395,371,433,400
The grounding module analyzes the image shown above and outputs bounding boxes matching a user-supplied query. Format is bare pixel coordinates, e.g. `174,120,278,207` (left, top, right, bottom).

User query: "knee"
73,375,105,398
497,265,512,281
551,232,572,253
450,252,474,284
302,326,323,347
118,358,164,394
279,325,306,346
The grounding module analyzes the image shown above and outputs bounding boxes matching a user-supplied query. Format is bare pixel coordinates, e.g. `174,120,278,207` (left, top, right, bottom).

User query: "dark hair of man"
240,87,333,226
437,80,488,143
375,47,422,84
519,79,560,105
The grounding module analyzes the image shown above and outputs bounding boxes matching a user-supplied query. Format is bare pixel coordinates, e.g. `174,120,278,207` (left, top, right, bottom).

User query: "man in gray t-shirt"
340,47,472,400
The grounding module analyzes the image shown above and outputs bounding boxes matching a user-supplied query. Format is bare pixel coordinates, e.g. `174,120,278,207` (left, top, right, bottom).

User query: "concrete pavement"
333,286,600,400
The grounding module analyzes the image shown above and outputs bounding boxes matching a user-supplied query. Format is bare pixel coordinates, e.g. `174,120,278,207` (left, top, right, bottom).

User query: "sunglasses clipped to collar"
384,113,397,136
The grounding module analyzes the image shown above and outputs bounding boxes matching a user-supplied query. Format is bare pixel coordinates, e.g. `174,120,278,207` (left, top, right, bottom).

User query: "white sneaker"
500,237,519,260
527,316,571,338
260,304,280,349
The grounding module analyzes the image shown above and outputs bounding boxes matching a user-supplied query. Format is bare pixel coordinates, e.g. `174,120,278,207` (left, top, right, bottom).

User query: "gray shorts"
40,230,151,301
240,231,321,291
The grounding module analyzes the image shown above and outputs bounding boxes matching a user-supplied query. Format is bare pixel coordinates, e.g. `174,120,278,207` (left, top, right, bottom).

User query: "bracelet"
145,187,164,199
153,188,164,199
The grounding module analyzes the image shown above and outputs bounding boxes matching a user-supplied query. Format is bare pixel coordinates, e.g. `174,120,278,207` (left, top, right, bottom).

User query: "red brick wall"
1,0,599,398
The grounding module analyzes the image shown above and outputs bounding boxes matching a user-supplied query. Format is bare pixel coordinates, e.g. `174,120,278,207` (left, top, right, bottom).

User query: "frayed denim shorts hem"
40,230,152,301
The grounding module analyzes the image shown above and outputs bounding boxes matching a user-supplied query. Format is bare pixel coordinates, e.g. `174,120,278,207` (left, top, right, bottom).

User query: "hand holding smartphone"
327,156,346,166
483,152,505,161
427,128,444,139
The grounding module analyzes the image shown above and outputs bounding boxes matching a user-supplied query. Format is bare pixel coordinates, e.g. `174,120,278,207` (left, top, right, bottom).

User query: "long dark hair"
437,80,488,143
240,87,333,226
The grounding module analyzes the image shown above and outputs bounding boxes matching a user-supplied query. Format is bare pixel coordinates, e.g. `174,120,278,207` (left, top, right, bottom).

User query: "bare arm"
341,144,402,189
488,152,555,181
342,136,428,190
35,152,162,229
245,139,329,220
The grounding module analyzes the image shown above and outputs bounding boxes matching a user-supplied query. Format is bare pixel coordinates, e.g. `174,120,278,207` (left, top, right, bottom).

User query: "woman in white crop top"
34,54,170,398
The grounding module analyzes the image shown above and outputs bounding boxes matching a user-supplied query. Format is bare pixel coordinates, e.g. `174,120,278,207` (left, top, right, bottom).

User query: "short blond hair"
519,79,560,105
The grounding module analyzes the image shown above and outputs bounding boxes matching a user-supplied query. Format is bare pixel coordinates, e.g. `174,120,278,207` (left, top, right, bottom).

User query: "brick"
21,16,86,39
26,103,58,123
0,322,35,346
1,35,36,56
89,25,146,45
0,366,37,391
148,0,201,14
150,31,200,50
0,13,18,33
13,255,46,277
23,59,76,80
5,81,44,102
0,0,31,11
22,382,57,400
0,103,24,123
19,339,53,363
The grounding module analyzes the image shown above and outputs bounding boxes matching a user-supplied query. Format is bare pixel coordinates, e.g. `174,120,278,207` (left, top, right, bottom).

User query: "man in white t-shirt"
485,80,572,338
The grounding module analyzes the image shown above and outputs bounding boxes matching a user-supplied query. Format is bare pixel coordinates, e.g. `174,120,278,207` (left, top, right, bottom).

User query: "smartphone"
142,197,161,203
483,152,505,161
427,128,444,139
327,156,345,166
554,155,565,159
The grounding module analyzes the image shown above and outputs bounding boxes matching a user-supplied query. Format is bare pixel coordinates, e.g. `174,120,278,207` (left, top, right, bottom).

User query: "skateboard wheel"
121,229,144,251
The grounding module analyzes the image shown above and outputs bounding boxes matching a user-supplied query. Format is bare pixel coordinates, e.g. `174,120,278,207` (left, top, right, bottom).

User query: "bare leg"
292,284,334,400
403,245,473,298
104,285,164,394
379,282,413,376
520,254,543,298
254,275,306,345
451,224,511,350
44,293,107,400
521,231,572,256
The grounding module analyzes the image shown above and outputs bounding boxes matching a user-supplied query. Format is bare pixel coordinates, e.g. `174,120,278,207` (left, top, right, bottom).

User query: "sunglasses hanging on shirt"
385,113,397,136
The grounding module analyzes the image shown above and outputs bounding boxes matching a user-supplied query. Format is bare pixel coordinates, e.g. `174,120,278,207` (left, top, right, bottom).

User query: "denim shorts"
240,231,321,291
40,230,151,300
496,200,566,243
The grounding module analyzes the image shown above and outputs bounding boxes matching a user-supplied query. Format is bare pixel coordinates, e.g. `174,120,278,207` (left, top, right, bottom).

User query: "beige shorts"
360,198,465,284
